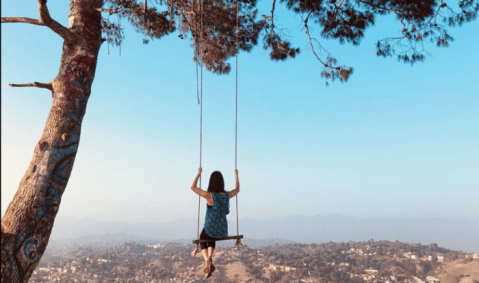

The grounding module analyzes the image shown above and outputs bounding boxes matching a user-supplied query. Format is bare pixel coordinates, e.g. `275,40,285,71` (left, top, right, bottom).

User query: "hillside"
30,240,479,283
434,259,479,283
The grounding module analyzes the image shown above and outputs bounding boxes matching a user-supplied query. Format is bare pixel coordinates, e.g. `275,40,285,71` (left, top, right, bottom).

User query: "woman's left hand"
198,167,202,175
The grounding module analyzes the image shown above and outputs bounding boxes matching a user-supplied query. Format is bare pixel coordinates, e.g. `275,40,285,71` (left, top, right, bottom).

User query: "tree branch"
95,8,119,15
169,0,174,24
271,0,277,28
304,10,353,83
144,0,147,26
261,0,278,38
305,11,330,68
357,0,402,16
1,17,44,26
326,0,345,30
37,0,79,45
9,82,53,90
3,1,80,45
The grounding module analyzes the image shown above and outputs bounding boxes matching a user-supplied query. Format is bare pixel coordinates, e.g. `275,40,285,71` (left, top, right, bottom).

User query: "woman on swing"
191,167,240,278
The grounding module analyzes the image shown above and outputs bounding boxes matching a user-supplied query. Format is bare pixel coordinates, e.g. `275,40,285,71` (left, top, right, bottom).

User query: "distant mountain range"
41,214,479,252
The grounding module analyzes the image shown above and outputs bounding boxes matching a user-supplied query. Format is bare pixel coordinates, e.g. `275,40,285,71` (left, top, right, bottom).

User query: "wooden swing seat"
192,235,243,244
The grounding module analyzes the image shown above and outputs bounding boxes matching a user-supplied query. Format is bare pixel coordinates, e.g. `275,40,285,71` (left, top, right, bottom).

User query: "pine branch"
304,11,329,68
1,17,44,25
36,0,79,45
9,82,53,90
357,0,400,14
326,0,345,30
3,1,80,45
271,0,277,28
96,8,119,15
144,0,147,26
304,11,353,83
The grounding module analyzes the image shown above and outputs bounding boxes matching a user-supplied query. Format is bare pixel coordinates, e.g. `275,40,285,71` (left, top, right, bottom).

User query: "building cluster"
29,240,477,283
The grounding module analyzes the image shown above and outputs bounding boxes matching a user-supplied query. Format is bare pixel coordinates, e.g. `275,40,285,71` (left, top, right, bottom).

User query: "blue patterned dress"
204,192,230,238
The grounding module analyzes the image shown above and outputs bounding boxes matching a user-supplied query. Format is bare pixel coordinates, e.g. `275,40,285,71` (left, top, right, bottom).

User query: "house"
403,252,418,259
148,244,164,248
412,276,426,283
473,253,479,259
361,274,376,280
437,255,444,262
365,268,378,274
269,264,279,271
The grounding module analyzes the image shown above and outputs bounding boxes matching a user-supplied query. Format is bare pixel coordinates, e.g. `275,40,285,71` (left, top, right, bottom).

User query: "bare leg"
201,249,209,263
208,247,215,258
202,247,211,276
206,246,216,277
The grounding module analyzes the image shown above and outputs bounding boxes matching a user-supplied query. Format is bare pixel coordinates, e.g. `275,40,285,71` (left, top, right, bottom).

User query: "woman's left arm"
191,167,209,199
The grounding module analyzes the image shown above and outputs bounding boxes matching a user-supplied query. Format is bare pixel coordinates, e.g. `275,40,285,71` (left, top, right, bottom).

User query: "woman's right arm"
191,167,211,201
229,169,240,199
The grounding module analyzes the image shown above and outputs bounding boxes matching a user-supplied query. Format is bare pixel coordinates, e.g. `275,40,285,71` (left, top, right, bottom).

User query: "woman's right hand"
229,169,240,198
198,167,202,175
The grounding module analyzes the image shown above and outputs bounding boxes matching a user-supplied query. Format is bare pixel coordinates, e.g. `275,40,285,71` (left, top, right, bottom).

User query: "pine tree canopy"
102,0,477,83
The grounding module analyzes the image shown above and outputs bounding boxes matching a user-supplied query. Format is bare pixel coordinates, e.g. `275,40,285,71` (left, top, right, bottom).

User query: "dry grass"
224,262,255,281
192,261,262,282
261,267,272,280
434,259,479,283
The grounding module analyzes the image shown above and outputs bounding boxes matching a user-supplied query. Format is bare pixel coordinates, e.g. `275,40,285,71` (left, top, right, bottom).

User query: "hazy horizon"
2,208,479,226
3,205,479,226
9,213,477,253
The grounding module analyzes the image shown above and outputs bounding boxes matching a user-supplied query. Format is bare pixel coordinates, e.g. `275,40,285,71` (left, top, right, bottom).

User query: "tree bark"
1,1,103,282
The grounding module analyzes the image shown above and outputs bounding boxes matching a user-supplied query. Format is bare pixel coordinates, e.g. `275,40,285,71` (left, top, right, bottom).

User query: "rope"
196,50,201,240
196,52,200,105
235,2,239,237
195,0,203,242
235,3,239,171
197,64,203,241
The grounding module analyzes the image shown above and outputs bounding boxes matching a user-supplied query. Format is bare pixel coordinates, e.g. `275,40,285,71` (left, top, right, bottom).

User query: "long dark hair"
207,171,225,193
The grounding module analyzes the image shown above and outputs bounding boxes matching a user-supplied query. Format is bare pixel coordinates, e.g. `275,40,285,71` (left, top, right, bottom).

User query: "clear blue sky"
2,1,478,224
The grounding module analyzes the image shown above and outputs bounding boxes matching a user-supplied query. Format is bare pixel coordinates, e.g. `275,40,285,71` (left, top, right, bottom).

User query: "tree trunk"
1,1,103,282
